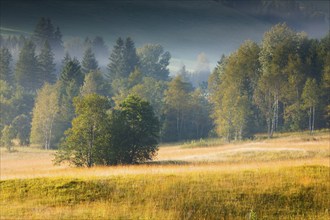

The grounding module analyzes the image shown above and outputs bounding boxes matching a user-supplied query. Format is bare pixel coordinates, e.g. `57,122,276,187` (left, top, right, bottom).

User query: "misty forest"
1,12,330,166
1,1,330,219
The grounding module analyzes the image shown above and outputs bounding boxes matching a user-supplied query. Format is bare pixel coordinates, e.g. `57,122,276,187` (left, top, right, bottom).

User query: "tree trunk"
312,106,315,134
309,107,312,134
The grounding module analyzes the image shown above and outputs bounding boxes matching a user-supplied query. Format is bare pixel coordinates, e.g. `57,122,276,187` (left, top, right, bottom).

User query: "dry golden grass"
1,130,329,219
1,130,329,180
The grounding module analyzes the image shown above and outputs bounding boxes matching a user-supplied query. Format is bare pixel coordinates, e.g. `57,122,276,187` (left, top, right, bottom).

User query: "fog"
1,0,329,78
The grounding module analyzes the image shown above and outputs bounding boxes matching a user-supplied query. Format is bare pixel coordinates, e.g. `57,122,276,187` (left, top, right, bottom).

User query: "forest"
0,18,329,159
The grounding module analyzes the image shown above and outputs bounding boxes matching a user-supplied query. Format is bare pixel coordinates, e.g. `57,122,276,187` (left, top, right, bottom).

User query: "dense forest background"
0,16,329,149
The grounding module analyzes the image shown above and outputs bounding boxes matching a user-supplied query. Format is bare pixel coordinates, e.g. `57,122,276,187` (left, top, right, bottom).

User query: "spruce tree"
15,40,41,92
38,40,56,84
107,37,125,80
0,47,13,85
123,37,139,78
107,37,139,80
81,47,98,74
60,57,84,87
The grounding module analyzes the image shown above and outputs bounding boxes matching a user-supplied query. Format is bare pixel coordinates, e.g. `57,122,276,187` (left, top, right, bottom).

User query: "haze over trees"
0,17,329,165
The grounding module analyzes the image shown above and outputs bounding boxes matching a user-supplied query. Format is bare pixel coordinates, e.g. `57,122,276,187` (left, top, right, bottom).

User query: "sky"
1,0,329,73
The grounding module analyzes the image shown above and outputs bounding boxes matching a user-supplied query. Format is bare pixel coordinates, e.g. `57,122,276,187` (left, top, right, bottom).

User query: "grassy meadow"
1,130,329,219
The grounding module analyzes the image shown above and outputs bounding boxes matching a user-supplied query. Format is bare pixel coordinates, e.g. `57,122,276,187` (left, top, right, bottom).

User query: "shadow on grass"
144,160,191,166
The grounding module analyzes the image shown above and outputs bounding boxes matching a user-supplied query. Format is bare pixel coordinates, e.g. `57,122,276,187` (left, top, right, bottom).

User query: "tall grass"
1,165,329,219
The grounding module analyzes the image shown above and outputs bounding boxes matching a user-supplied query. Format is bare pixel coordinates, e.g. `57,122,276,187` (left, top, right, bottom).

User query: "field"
1,130,329,219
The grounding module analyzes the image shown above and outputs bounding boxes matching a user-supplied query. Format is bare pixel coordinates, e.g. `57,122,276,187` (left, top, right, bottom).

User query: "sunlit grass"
0,130,329,219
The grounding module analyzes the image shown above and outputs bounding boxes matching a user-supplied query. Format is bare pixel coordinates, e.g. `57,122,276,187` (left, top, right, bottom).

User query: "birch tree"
302,78,319,134
30,83,60,149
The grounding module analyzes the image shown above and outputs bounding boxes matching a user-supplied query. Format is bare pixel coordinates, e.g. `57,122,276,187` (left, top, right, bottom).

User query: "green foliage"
38,40,56,84
11,114,30,146
15,40,41,92
130,76,167,118
111,95,160,164
0,47,13,85
80,71,108,96
1,125,15,151
33,17,63,52
107,37,139,80
30,83,61,149
55,94,111,167
59,57,84,87
210,41,260,141
81,47,98,74
137,44,171,81
55,94,159,166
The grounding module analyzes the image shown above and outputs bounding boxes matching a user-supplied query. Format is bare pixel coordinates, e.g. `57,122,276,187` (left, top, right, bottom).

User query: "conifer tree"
81,47,98,74
38,40,56,84
0,47,13,85
15,40,41,92
107,37,139,80
60,57,84,87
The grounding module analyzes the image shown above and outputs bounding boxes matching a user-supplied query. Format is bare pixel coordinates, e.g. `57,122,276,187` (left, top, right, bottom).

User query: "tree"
130,77,167,119
38,40,56,84
80,71,108,96
107,37,139,80
59,57,84,87
210,41,260,141
33,17,63,52
110,95,160,164
302,78,319,134
15,40,41,92
30,83,60,149
81,47,98,74
1,125,15,152
163,76,193,141
55,94,112,167
11,114,30,146
137,44,171,81
0,47,13,85
107,37,124,80
257,23,298,137
92,36,109,64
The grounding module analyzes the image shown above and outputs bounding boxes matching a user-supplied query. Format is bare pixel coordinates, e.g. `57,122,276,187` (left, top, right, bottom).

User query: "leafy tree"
38,40,56,84
55,94,111,167
190,88,213,139
137,44,171,81
257,23,298,137
30,83,60,149
80,71,108,96
110,95,160,164
163,76,193,141
15,40,41,92
322,54,330,124
81,47,98,74
0,47,13,85
210,41,260,140
302,78,320,134
11,114,30,146
130,77,167,119
1,125,15,151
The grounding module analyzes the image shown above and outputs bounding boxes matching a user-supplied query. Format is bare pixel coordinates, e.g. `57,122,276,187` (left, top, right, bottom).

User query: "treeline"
209,24,329,140
0,19,329,150
0,17,212,150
